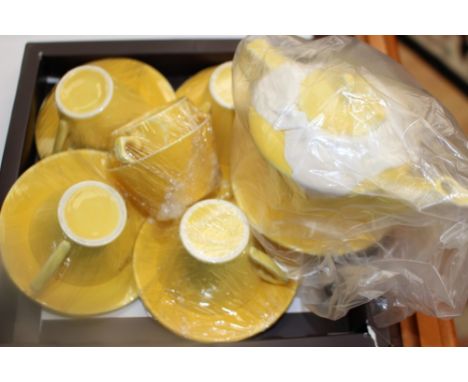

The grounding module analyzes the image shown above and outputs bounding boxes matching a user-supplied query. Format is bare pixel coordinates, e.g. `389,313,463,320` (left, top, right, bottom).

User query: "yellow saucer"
134,219,297,343
35,58,176,158
0,150,145,316
175,66,216,113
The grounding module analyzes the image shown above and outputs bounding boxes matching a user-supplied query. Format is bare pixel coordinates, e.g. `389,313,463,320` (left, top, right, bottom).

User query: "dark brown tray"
0,38,399,346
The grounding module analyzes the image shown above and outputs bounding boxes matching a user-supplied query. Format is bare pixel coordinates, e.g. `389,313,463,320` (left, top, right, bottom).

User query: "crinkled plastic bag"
231,35,468,326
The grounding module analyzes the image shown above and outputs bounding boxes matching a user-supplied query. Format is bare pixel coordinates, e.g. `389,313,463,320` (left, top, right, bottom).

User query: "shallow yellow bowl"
133,219,297,343
35,58,176,158
0,150,145,316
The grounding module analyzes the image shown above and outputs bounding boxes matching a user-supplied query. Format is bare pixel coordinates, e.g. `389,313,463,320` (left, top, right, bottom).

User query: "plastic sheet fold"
231,35,468,325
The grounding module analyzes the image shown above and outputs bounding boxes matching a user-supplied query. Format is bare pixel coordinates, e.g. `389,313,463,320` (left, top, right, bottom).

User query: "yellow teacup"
30,180,127,293
110,98,219,220
179,198,289,283
54,65,153,152
180,199,250,264
209,62,235,191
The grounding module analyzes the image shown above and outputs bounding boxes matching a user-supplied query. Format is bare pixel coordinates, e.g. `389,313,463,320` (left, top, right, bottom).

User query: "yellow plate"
35,58,176,158
175,66,216,113
0,150,145,316
134,219,297,343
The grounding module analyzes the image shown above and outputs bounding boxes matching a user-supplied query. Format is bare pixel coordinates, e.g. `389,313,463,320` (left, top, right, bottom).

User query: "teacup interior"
58,180,127,247
56,65,113,119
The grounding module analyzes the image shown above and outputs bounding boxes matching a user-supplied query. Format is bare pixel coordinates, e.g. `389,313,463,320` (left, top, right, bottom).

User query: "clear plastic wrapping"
231,35,468,325
133,218,297,343
109,98,219,220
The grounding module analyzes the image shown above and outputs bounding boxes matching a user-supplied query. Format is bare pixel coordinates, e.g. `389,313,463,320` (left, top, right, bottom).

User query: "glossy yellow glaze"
237,39,291,178
212,63,233,107
133,219,297,343
110,98,218,220
245,43,468,210
181,200,248,260
175,66,216,113
248,70,386,178
355,163,468,208
35,58,176,158
209,62,235,184
248,107,291,176
58,68,111,115
0,150,145,316
232,118,391,255
237,38,286,82
64,185,121,240
299,70,386,136
249,112,468,215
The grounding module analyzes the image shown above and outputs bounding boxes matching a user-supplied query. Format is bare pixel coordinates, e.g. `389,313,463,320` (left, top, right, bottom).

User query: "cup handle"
53,119,70,154
248,246,289,285
114,136,145,164
30,240,72,294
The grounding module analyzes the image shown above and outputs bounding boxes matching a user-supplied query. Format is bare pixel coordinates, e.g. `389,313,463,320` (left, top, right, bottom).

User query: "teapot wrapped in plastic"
231,35,468,325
